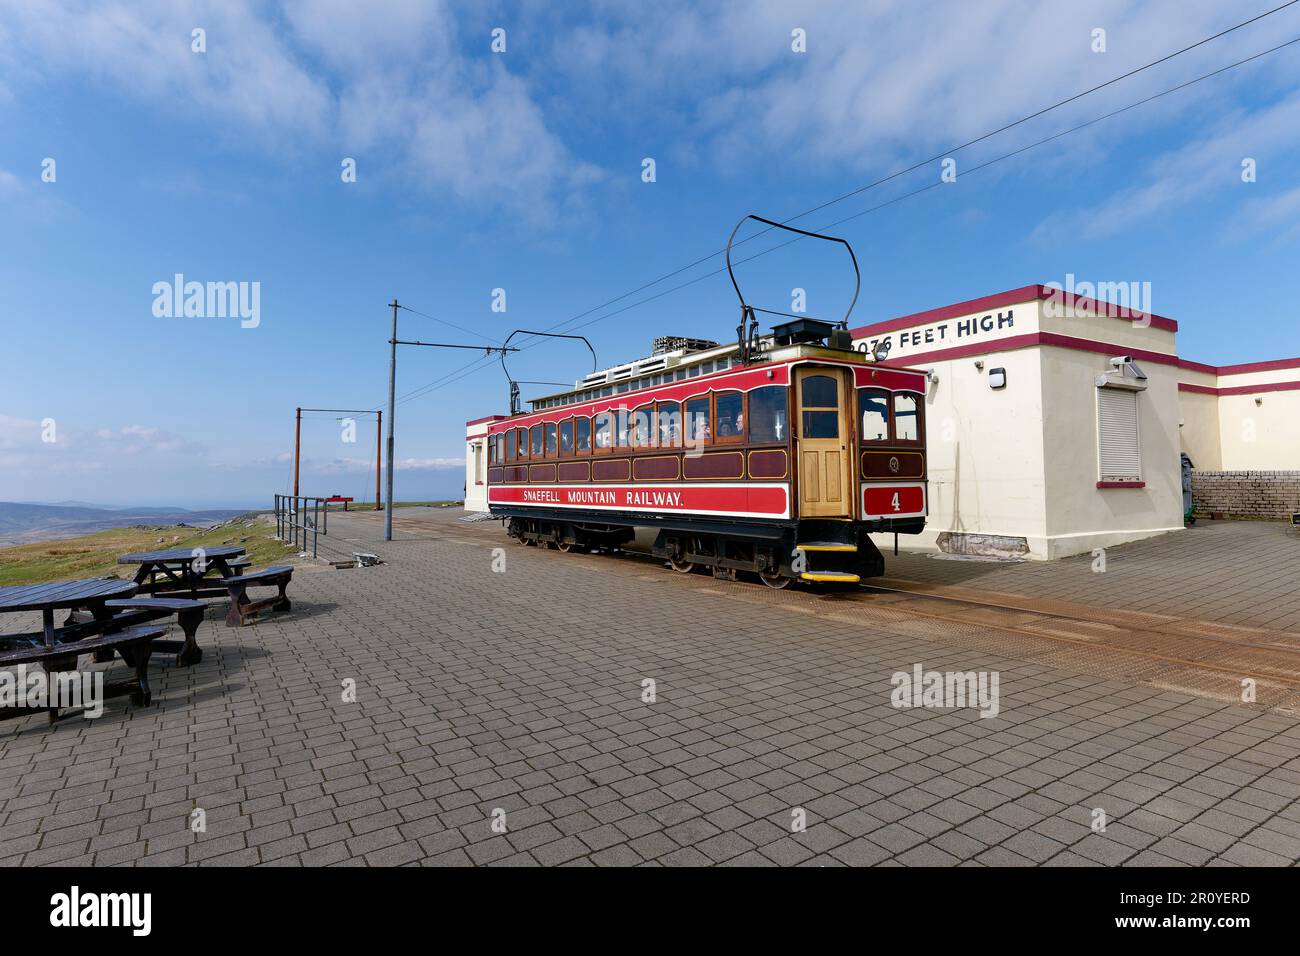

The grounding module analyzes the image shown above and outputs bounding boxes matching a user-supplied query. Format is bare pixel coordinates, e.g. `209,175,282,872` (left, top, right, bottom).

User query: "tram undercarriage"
503,512,894,589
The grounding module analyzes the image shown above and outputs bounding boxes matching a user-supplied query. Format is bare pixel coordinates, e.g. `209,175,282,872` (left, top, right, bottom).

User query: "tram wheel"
556,540,579,553
669,557,696,574
758,571,793,589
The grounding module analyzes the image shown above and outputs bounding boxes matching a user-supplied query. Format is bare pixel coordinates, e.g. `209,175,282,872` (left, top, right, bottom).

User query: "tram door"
794,367,851,518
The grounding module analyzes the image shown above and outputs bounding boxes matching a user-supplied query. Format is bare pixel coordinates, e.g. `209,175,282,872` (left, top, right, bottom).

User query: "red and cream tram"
481,218,928,588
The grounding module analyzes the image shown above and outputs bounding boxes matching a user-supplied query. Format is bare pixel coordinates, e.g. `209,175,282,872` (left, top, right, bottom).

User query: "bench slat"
105,598,206,611
220,566,293,585
0,625,167,666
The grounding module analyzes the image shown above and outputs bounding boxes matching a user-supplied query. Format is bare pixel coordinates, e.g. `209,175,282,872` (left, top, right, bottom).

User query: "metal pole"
293,407,302,497
385,299,398,541
375,410,383,510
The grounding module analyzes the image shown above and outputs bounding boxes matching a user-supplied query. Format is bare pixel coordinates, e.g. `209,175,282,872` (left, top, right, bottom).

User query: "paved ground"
0,509,1297,867
883,520,1300,632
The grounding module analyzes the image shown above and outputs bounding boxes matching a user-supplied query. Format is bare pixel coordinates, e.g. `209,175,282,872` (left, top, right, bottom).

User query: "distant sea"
0,501,249,548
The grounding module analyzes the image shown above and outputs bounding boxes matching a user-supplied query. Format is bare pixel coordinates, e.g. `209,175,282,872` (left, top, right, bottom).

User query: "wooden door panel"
801,452,820,503
825,450,841,500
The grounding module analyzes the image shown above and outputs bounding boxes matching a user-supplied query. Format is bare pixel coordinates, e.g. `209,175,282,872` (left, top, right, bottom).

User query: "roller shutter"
1097,387,1140,482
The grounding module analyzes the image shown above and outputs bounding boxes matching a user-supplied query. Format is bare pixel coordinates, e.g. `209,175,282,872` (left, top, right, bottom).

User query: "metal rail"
274,494,328,558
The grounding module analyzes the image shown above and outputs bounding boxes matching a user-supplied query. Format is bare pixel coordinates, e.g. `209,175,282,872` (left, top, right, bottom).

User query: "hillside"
0,514,297,587
0,501,246,548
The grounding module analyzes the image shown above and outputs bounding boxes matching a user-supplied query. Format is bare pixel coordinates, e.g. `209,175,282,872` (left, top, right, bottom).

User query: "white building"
851,284,1300,558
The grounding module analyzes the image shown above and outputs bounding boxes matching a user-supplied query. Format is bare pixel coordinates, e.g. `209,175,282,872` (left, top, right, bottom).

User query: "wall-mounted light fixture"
974,360,984,371
989,367,1007,389
1255,396,1263,406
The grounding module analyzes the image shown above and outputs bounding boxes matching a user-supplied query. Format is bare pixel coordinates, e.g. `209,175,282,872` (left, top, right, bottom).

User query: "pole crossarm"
393,340,519,352
298,408,383,415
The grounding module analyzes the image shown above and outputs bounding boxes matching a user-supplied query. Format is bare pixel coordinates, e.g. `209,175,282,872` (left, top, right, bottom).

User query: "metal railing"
274,494,328,558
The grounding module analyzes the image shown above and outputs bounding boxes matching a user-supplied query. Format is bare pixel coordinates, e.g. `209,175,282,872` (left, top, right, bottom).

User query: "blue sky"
2,0,1299,508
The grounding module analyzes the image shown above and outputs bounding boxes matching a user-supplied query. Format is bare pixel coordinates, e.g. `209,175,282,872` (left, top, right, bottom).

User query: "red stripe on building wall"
1179,380,1300,397
849,284,1177,339
868,332,1181,369
1217,357,1300,375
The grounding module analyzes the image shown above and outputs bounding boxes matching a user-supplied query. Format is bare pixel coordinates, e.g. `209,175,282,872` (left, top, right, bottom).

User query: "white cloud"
1224,183,1300,244
528,0,1300,180
0,0,599,222
317,456,462,473
1029,91,1300,242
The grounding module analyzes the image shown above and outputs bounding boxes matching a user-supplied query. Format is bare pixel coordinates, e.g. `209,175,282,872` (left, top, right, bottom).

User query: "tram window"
859,388,890,442
594,411,612,449
657,402,682,447
516,427,528,459
802,374,838,408
801,374,839,439
630,405,654,448
686,396,711,445
614,408,631,447
894,393,921,442
576,416,591,453
530,424,543,457
802,410,838,438
544,423,557,456
559,419,574,454
747,386,787,443
715,391,744,443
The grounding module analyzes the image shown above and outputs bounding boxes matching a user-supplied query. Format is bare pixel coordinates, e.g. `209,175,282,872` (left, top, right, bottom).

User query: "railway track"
697,573,1300,713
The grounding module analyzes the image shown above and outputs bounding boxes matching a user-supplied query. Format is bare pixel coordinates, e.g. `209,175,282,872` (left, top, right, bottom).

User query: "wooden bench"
0,625,164,723
104,597,207,665
221,566,293,627
226,558,252,575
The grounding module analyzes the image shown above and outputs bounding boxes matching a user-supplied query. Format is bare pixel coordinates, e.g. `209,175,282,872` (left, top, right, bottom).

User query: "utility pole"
375,410,382,511
293,407,301,497
385,299,398,542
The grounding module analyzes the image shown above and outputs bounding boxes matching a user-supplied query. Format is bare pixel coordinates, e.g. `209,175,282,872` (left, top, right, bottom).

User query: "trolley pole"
385,299,398,542
293,406,301,497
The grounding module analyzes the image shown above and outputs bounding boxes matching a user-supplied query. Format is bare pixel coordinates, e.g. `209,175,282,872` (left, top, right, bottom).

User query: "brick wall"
1191,470,1300,519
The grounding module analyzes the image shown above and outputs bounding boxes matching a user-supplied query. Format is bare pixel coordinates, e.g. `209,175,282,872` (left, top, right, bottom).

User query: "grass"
0,515,298,587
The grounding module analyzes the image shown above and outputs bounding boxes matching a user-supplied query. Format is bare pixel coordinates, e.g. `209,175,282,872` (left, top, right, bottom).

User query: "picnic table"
118,545,247,598
325,496,354,511
0,579,137,647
